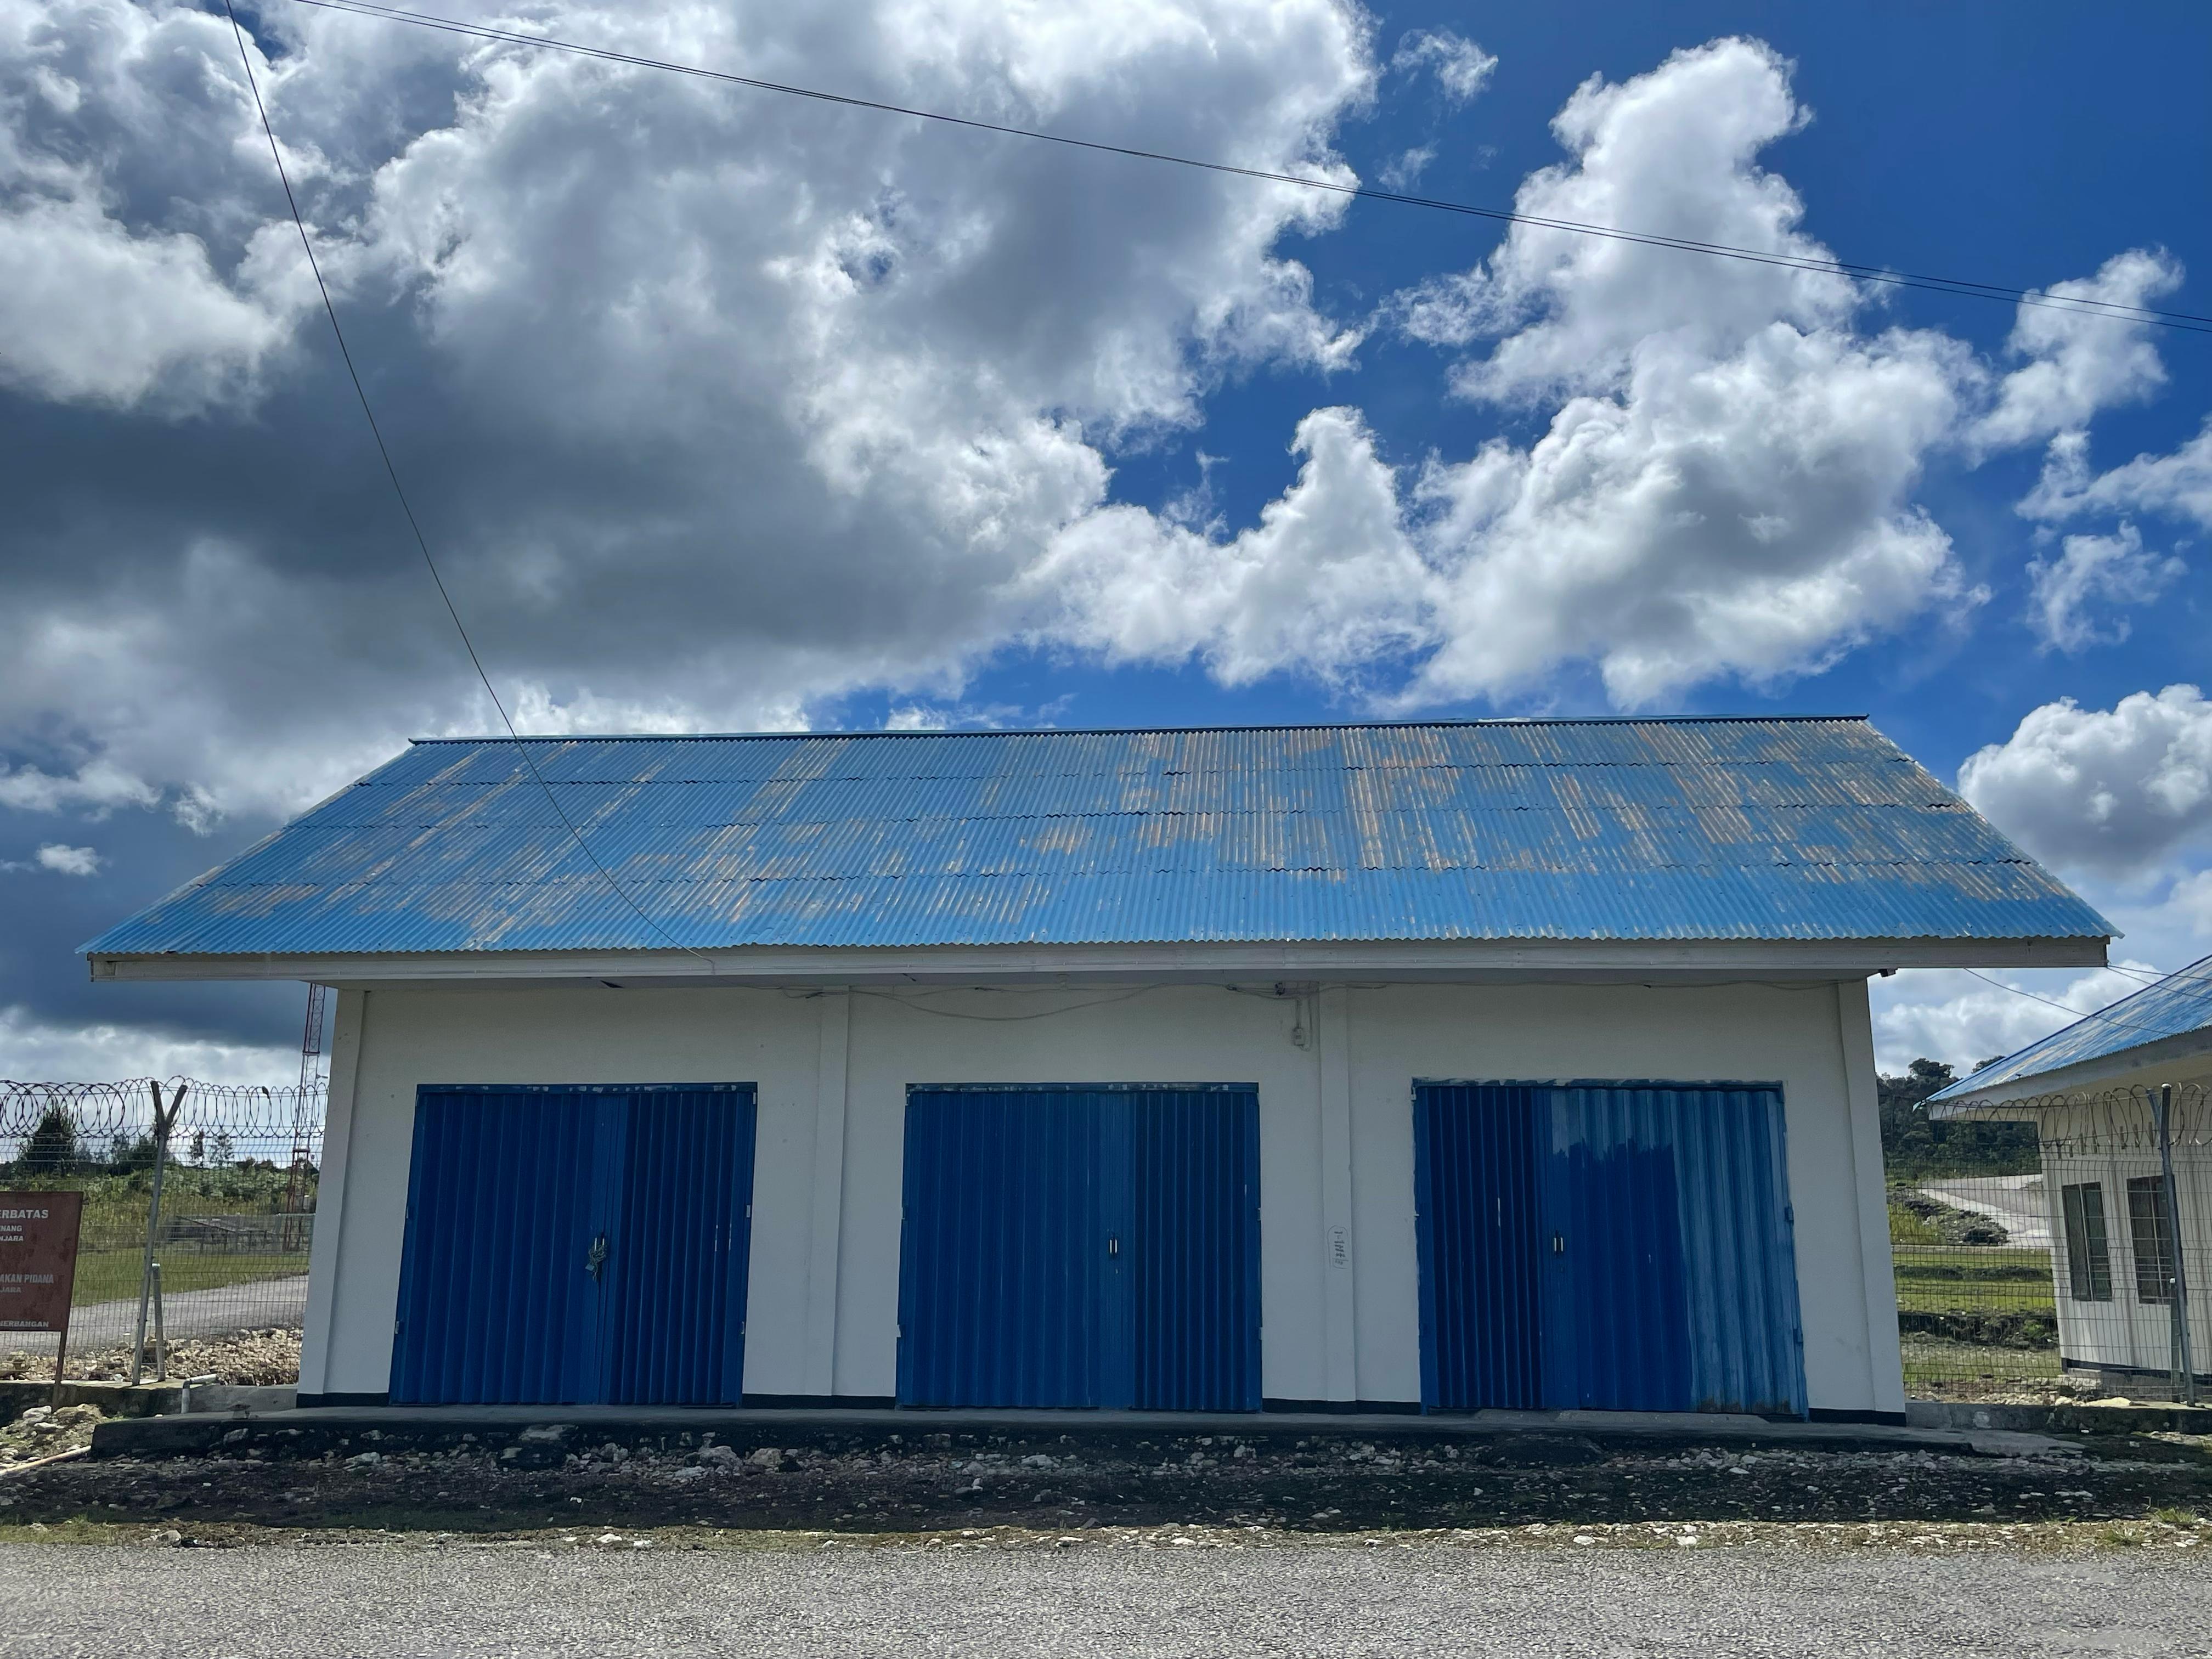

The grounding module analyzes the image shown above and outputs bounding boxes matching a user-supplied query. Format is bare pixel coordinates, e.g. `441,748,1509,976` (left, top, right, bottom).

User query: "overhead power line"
2101,961,2179,984
1956,962,2211,1050
1963,967,2100,1020
283,0,2212,335
221,1,714,967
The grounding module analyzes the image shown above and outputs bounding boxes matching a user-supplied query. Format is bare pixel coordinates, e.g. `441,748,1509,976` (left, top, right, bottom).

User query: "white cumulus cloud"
32,843,101,876
0,0,1379,825
0,757,160,816
1385,38,1982,705
0,1003,297,1087
1870,965,2164,1077
2025,523,2185,652
1957,684,2212,880
0,1,319,410
1026,407,1435,686
1880,689,2212,1075
1391,31,1498,103
2023,418,2212,531
1970,249,2181,454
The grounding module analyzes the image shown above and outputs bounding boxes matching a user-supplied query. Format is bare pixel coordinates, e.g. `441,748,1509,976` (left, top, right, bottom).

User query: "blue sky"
2,1,2207,1081
895,1,2210,749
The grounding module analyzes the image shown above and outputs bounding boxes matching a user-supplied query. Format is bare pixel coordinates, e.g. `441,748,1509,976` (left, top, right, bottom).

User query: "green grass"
1894,1241,2066,1397
5,1165,315,1238
1893,1247,2057,1317
1900,1335,2065,1396
68,1248,307,1307
1,1170,315,1310
1891,1207,1948,1248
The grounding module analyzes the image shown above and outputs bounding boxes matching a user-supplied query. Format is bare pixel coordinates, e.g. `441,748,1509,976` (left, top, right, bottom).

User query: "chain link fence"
1897,1081,2209,1404
2,1079,324,1382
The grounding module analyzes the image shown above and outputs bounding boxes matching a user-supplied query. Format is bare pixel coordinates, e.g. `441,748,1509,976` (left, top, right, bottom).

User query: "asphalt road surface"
1921,1175,2053,1248
3,1539,2207,1657
7,1275,307,1354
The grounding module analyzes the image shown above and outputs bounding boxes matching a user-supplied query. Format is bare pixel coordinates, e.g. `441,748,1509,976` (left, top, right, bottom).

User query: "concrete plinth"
92,1402,2073,1464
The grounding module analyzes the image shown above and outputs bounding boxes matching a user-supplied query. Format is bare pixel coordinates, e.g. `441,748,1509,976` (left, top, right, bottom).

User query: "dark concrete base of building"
1908,1396,2212,1436
93,1401,2052,1465
1,1379,186,1427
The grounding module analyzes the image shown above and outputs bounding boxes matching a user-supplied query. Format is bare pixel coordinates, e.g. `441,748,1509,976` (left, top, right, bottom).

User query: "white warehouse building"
82,720,2112,1424
1931,955,2212,1396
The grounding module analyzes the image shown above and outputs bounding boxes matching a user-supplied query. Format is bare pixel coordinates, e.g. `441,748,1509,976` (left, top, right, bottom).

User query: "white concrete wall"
301,977,1902,1414
2045,1135,2212,1376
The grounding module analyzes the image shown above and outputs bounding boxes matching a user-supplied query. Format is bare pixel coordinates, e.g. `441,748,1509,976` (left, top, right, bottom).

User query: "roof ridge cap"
408,714,1873,744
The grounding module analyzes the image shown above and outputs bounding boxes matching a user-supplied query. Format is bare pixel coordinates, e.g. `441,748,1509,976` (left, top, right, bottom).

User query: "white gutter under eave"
84,933,2112,988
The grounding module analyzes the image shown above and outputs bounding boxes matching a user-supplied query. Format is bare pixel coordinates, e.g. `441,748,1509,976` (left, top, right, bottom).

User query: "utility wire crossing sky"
287,0,2208,335
4,2,2207,1084
228,0,2212,1039
222,0,716,964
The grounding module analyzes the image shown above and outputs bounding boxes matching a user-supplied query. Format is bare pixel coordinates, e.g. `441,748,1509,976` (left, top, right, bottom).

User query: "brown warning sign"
0,1190,84,1334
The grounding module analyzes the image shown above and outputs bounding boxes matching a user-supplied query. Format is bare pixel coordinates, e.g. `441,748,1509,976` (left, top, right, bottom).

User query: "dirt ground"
5,1425,2212,1542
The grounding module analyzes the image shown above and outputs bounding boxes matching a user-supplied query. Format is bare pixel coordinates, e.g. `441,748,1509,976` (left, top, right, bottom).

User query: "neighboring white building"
1931,956,2212,1394
83,720,2112,1424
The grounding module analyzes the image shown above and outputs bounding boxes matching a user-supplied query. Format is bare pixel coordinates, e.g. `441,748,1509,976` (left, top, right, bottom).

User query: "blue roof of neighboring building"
82,719,2113,957
1930,953,2212,1102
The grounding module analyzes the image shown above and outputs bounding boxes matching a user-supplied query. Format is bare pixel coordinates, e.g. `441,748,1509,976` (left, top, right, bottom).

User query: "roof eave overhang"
1931,1023,2212,1118
86,933,2111,988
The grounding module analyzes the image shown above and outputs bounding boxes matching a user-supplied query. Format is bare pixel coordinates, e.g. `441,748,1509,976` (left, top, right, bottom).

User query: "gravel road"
2,1538,2207,1658
6,1277,307,1354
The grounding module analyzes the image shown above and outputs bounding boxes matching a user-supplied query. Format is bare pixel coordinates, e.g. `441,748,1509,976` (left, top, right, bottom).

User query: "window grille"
2061,1181,2113,1302
2128,1176,2177,1305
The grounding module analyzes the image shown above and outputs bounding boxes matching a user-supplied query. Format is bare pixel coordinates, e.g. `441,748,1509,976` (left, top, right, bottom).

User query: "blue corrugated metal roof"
82,720,2113,956
1931,954,2212,1101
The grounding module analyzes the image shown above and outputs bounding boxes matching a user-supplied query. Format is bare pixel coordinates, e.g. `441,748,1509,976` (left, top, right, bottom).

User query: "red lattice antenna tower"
297,983,330,1097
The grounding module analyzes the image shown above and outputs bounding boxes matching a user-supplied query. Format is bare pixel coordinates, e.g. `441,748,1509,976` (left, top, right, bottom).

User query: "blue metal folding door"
898,1085,1261,1410
1551,1085,1804,1416
1413,1084,1545,1411
391,1084,756,1406
391,1087,623,1405
899,1087,1106,1407
1131,1088,1262,1412
607,1087,758,1407
1414,1082,1805,1417
1547,1086,1694,1412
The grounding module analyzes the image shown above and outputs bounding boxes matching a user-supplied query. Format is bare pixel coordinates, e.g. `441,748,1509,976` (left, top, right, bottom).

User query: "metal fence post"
150,1261,168,1383
2155,1083,2198,1407
129,1080,184,1389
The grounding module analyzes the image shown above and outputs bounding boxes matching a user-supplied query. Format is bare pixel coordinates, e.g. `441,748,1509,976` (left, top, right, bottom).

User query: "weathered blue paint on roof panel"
1931,954,2212,1100
83,720,2112,957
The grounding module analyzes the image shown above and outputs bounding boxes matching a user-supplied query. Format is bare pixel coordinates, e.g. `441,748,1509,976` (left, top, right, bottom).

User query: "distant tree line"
1879,1057,2039,1178
4,1107,269,1178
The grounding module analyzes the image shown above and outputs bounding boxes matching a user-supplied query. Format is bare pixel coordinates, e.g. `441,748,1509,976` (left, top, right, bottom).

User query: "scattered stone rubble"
7,1423,2211,1543
0,1404,103,1466
15,1509,2212,1559
1,1327,301,1386
1910,1373,2108,1407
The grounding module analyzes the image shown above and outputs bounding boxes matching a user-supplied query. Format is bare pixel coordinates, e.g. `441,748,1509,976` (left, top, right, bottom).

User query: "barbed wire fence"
1900,1081,2208,1406
1,1079,325,1384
